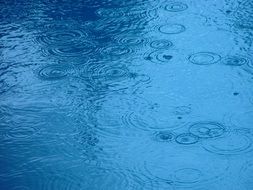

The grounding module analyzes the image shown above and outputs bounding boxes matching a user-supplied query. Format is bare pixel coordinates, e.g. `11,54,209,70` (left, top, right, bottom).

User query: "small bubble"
154,131,175,142
175,133,199,145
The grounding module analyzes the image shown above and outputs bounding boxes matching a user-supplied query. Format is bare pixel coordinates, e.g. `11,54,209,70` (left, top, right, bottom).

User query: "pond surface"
0,0,253,189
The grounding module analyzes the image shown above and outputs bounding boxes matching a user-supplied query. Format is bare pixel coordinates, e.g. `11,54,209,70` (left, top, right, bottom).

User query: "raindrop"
37,64,71,80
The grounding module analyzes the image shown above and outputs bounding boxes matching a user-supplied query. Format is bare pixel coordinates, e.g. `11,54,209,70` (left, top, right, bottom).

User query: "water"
0,0,253,189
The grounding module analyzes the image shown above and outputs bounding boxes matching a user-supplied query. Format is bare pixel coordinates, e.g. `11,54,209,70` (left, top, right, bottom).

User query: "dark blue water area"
0,0,253,189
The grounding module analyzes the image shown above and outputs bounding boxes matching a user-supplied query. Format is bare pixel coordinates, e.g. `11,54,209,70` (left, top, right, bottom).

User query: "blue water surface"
1,0,253,189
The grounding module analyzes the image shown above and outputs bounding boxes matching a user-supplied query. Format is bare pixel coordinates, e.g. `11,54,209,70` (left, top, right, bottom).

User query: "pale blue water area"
0,0,253,189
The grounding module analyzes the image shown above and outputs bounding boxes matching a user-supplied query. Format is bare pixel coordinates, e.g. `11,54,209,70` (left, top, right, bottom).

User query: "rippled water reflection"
1,0,253,189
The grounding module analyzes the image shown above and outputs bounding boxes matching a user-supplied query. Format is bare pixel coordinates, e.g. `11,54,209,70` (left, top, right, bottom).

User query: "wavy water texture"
1,0,253,189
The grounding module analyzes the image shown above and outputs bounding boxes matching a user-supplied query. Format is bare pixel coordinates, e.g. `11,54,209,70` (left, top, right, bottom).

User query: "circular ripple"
144,50,174,64
175,133,199,145
101,45,133,57
94,95,154,137
174,168,202,183
202,131,253,155
158,24,186,34
144,151,230,188
222,55,250,66
153,131,175,142
164,2,188,12
114,35,148,47
38,65,71,80
123,111,186,131
122,6,159,20
45,41,96,57
99,66,129,80
79,64,150,93
150,39,173,49
36,29,87,47
84,19,131,38
188,52,221,65
189,122,226,139
122,96,188,131
80,63,130,82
